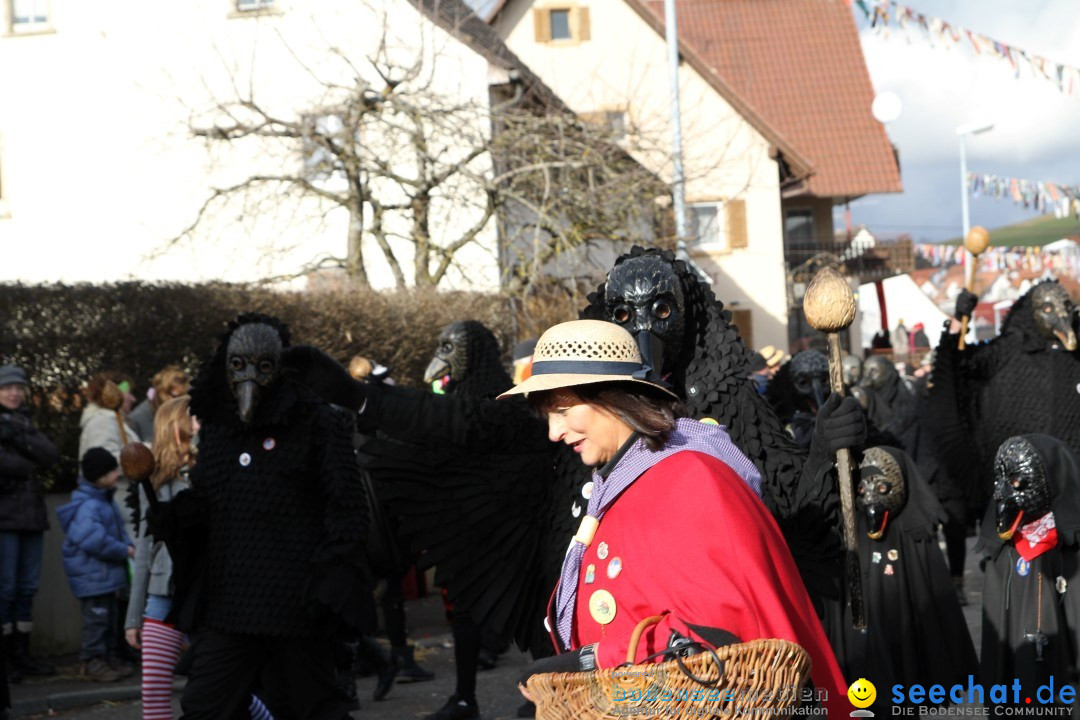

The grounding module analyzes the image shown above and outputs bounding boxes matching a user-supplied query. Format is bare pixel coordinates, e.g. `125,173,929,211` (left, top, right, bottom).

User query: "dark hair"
531,381,688,451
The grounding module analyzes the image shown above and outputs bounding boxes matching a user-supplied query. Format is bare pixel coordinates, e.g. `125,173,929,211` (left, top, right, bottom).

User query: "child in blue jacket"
57,448,134,682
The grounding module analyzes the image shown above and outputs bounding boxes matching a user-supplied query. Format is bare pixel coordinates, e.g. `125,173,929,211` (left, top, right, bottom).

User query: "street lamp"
956,120,994,286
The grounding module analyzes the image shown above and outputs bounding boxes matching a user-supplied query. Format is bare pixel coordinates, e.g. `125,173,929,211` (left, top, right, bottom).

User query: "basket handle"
625,614,666,664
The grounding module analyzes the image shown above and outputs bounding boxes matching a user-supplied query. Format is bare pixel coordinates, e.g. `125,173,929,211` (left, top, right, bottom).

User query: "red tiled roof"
642,0,902,199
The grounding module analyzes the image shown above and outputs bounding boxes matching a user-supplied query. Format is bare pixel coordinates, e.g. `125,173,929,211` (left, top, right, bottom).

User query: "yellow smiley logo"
848,678,877,708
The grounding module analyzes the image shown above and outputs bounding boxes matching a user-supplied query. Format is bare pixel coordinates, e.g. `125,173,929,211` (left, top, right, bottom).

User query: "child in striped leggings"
123,396,272,720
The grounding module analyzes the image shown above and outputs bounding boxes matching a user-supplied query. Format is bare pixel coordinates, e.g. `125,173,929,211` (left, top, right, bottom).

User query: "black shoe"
12,631,55,676
392,644,435,683
424,694,479,720
517,700,536,717
373,660,398,701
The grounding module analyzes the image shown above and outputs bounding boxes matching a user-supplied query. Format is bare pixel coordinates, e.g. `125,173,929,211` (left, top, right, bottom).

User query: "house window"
784,209,814,247
731,308,753,349
689,203,721,248
236,0,274,11
9,0,49,33
549,9,570,39
533,5,590,44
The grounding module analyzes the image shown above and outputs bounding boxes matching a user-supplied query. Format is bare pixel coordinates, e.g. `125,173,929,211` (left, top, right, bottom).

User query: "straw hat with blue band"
498,320,678,399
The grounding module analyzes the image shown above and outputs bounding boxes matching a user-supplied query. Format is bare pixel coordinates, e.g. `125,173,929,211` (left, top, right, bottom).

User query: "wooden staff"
100,380,129,445
121,442,158,514
959,226,990,351
803,267,864,629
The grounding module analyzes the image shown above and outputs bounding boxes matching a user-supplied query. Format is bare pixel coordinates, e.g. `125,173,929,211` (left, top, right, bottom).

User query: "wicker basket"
527,616,812,720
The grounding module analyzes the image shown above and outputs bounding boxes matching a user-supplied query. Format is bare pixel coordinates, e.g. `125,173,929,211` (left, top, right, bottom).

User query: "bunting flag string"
854,1,1080,97
966,172,1080,218
914,242,1079,279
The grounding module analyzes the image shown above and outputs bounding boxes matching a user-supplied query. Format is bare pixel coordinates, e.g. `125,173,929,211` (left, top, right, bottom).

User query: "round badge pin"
597,542,609,560
588,589,617,625
607,557,622,580
1057,576,1068,594
263,438,276,451
582,482,594,500
239,452,252,467
887,549,899,562
584,564,596,585
571,502,582,519
699,418,719,426
1016,557,1030,577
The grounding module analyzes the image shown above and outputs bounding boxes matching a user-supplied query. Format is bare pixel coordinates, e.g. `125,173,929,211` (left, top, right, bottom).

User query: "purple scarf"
553,418,761,649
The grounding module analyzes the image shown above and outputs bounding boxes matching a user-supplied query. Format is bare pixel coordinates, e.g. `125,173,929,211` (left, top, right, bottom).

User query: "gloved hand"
282,345,367,411
0,413,30,445
954,289,978,321
809,393,866,458
519,646,590,688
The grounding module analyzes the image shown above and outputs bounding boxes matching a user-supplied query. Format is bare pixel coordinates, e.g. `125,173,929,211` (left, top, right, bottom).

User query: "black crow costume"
977,434,1080,700
835,446,976,710
859,356,917,451
289,321,590,718
767,350,829,447
167,314,368,720
931,281,1080,517
581,246,864,614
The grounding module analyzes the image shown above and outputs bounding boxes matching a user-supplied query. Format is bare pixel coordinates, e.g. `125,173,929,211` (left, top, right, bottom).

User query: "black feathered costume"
977,434,1080,700
835,446,977,710
169,314,369,720
351,322,590,658
581,247,847,610
931,281,1080,517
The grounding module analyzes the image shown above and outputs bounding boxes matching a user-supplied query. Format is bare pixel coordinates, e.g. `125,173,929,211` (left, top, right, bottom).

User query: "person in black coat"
0,365,59,681
161,314,369,720
835,446,977,711
977,434,1080,702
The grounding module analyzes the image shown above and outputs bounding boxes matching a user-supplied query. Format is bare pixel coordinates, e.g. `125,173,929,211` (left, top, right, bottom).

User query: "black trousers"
180,630,351,720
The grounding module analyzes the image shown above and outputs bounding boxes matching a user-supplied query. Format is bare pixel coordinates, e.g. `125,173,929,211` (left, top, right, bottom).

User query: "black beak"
811,378,826,411
864,505,888,540
235,380,258,424
423,356,451,386
1049,314,1077,351
996,500,1024,540
635,331,666,384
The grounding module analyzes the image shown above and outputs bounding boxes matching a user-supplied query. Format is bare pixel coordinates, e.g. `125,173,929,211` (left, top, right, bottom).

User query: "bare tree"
166,6,667,291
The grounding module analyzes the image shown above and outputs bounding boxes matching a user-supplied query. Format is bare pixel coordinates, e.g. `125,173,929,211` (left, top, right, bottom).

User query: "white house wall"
494,0,789,348
0,0,499,289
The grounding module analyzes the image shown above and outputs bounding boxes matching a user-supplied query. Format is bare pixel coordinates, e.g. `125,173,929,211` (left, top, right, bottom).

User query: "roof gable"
643,0,901,198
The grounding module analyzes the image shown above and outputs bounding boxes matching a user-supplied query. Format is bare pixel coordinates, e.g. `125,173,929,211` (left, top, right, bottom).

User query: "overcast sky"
846,0,1080,242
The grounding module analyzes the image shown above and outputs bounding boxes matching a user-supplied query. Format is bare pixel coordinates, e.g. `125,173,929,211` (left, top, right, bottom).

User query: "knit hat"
498,320,677,399
0,366,28,387
82,448,119,484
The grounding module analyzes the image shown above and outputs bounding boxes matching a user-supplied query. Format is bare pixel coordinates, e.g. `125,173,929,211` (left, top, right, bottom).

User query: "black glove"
0,413,30,444
145,488,205,544
954,289,978,321
281,345,367,411
519,646,589,687
809,393,866,457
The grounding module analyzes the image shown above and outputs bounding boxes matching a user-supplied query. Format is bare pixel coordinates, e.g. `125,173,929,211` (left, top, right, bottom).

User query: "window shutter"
534,8,551,42
726,198,747,249
731,309,753,349
576,7,590,41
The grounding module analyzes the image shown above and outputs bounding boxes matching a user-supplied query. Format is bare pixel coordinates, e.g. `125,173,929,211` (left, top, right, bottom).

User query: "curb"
12,683,142,717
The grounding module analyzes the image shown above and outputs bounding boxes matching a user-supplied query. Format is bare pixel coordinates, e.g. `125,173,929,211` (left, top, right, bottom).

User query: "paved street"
11,535,984,718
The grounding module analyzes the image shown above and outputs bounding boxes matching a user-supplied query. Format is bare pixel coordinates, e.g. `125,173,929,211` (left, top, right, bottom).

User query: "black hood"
977,434,1080,558
189,313,297,427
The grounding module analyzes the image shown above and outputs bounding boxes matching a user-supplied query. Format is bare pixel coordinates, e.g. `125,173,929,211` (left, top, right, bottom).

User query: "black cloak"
170,313,370,637
355,322,590,656
931,281,1080,516
977,434,1080,700
834,447,977,710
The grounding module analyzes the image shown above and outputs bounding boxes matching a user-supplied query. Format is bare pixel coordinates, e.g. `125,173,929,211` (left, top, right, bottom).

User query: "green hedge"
0,282,524,492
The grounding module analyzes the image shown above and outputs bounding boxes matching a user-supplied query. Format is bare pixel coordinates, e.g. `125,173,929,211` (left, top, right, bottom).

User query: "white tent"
857,273,961,352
